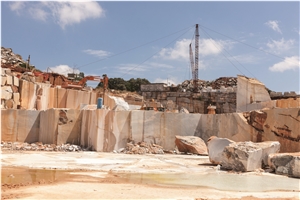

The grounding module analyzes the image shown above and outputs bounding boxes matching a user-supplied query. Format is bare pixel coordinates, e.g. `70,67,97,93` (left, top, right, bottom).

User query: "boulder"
175,135,208,155
221,141,281,172
268,152,300,178
207,136,234,164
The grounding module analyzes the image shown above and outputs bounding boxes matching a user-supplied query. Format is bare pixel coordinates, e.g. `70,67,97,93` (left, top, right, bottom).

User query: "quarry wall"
2,106,299,153
1,68,101,110
141,85,237,114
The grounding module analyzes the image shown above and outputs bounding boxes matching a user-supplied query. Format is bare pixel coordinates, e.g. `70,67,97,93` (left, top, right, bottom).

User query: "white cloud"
83,49,111,58
28,6,49,21
48,65,80,76
265,20,282,34
9,2,104,29
9,2,25,14
157,39,190,61
153,77,179,86
157,38,232,61
266,38,295,54
269,56,300,72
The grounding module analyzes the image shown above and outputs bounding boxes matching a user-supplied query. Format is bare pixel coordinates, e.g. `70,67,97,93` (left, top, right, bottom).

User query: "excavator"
31,70,109,90
62,74,109,90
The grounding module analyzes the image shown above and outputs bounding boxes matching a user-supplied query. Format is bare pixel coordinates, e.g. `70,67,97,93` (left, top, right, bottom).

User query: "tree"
97,77,150,92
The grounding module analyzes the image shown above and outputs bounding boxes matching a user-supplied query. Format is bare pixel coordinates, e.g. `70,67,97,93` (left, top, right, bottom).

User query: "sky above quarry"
1,1,300,93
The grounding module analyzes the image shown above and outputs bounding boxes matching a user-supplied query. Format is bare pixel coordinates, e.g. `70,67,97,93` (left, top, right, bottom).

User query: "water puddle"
113,172,300,192
2,167,299,193
1,167,72,185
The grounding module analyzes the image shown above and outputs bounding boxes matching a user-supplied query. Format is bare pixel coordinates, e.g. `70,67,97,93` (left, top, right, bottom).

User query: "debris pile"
178,77,237,92
1,141,83,152
118,141,165,154
1,47,26,68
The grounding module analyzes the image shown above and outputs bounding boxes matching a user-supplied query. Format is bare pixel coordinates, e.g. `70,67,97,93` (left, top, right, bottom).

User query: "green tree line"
98,77,150,92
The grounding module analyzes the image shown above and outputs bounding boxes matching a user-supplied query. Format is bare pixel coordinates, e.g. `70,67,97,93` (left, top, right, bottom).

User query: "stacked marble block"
1,68,20,109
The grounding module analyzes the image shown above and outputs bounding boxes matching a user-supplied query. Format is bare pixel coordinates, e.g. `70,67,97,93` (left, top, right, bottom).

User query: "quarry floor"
1,151,299,200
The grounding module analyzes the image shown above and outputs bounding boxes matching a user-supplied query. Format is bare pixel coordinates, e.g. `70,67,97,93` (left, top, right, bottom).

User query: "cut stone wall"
1,109,40,143
8,79,99,110
236,75,271,112
39,109,82,145
276,98,300,108
141,90,236,114
2,107,299,153
261,108,300,153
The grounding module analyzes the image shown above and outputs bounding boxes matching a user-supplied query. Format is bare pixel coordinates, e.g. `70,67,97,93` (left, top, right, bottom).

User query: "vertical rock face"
220,141,280,172
244,108,300,153
207,136,235,164
175,135,208,155
268,152,300,178
262,108,300,153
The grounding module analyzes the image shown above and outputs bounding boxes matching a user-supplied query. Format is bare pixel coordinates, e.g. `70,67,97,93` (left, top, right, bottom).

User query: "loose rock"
207,136,235,164
175,135,208,155
220,141,281,172
268,152,300,178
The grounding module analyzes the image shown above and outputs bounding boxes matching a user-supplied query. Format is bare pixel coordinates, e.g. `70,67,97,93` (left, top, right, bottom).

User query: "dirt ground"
1,151,299,200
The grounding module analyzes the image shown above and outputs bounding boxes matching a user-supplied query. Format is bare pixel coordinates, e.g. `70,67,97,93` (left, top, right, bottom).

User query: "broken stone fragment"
207,136,234,164
254,141,280,167
221,141,263,172
268,152,300,178
220,141,281,172
175,135,208,155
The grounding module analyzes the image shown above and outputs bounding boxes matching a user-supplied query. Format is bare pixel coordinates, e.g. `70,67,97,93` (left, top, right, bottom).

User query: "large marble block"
107,110,131,151
19,80,37,109
220,141,280,172
54,88,67,108
81,109,110,151
16,110,40,143
1,86,13,100
39,109,59,144
221,141,263,172
207,136,235,164
1,109,18,141
163,112,201,150
39,109,82,145
57,109,82,145
36,83,51,110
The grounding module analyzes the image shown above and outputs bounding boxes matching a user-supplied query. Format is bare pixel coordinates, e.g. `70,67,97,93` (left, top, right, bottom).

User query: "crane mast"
195,24,199,81
189,43,195,80
189,24,199,92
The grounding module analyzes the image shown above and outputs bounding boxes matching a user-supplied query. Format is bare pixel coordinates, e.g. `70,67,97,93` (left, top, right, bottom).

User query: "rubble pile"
1,47,26,68
1,47,32,74
118,141,165,154
178,77,237,92
1,141,83,152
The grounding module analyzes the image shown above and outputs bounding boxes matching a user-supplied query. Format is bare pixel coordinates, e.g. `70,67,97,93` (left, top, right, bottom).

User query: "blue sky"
1,1,299,93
